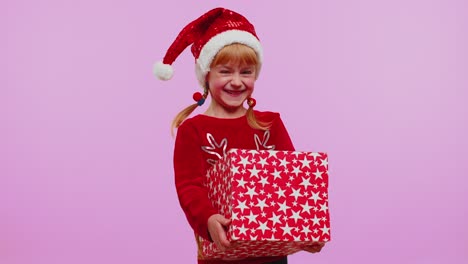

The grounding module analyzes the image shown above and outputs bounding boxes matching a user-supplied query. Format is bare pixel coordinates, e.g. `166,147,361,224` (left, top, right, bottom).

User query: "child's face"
206,62,256,113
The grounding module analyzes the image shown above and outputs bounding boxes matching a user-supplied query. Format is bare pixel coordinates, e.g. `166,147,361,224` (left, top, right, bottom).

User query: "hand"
207,214,232,251
302,242,326,253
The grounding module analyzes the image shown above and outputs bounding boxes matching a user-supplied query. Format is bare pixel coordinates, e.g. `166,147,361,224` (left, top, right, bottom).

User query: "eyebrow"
216,65,255,70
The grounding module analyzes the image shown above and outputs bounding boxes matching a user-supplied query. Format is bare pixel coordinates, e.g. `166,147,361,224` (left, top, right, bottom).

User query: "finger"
217,226,231,248
215,237,226,251
215,223,230,250
221,217,231,227
214,239,223,251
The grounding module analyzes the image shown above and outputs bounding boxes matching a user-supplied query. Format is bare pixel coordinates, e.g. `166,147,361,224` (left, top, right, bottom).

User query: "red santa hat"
154,7,263,87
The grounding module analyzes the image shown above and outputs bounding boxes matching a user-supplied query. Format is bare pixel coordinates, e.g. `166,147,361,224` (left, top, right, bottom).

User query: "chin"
223,102,245,111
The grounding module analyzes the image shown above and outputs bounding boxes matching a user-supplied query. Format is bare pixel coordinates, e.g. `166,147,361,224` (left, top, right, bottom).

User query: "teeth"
225,90,244,94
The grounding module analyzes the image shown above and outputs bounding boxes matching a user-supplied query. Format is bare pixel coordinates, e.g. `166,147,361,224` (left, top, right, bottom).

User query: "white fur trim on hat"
153,61,174,80
195,30,263,87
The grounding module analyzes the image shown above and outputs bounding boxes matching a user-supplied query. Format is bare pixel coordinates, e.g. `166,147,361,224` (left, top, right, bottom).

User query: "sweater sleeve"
173,121,218,241
270,113,296,151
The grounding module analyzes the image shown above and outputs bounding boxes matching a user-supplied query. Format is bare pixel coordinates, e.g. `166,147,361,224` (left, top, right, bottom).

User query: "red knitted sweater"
173,111,295,264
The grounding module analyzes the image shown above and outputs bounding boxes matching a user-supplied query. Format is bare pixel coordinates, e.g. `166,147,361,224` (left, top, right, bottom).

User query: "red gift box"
200,149,330,259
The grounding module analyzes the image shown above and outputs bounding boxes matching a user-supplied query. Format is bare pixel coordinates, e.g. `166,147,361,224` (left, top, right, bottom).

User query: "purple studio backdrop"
2,0,468,263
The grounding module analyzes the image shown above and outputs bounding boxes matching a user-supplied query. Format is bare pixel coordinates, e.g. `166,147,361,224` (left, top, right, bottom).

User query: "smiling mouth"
224,89,246,95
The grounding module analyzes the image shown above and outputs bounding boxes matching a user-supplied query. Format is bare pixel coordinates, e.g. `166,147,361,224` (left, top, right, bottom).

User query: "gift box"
200,149,330,259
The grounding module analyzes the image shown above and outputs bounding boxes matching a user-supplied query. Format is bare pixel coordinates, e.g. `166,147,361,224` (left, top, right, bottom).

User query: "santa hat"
153,7,263,87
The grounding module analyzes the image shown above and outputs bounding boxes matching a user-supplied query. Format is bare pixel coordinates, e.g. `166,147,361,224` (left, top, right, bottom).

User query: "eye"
217,67,232,74
241,70,253,75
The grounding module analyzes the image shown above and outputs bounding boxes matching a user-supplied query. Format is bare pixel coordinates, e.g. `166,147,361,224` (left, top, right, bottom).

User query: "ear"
204,72,211,89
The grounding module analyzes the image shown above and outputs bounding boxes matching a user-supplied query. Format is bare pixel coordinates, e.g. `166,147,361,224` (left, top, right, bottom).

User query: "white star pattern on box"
202,149,330,259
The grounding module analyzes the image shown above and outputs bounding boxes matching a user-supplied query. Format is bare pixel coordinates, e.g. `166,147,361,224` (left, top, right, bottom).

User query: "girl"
154,7,324,264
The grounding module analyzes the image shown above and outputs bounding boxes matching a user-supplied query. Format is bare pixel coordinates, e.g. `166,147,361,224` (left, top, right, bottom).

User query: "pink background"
3,0,467,263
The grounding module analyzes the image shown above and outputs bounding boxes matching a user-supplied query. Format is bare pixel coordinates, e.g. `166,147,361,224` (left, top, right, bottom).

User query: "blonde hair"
171,43,271,135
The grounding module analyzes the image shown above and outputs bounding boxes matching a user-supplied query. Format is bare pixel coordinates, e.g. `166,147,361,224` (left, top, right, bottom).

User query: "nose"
230,73,242,88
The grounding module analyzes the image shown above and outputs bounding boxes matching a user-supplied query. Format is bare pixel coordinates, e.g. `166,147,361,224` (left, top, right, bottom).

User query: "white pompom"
153,61,173,80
